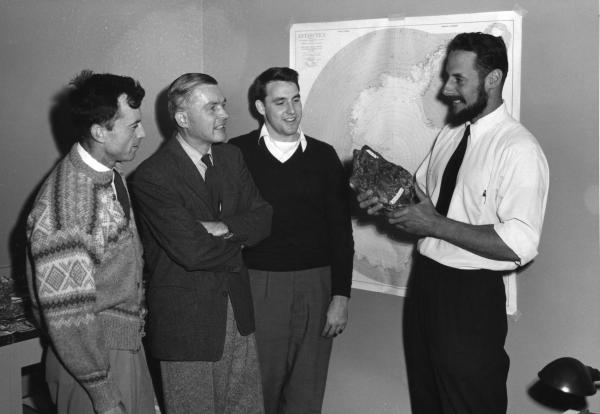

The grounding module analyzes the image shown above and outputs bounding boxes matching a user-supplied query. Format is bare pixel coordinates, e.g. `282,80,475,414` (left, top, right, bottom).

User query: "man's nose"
285,102,296,114
442,79,456,96
218,106,229,120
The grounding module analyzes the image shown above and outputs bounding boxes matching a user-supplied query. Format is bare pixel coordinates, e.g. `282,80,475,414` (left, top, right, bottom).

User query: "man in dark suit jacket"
130,73,272,414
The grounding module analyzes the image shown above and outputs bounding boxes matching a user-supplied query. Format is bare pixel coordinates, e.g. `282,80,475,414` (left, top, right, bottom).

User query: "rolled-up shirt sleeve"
493,144,549,266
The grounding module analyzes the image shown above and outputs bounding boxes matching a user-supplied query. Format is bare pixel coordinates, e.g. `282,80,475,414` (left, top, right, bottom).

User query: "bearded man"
357,32,549,414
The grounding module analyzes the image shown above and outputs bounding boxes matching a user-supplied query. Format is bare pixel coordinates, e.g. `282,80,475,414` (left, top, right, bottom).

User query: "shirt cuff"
494,220,540,266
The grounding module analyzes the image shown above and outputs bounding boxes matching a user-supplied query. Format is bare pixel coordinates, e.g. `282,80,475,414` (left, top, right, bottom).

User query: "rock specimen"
349,145,416,210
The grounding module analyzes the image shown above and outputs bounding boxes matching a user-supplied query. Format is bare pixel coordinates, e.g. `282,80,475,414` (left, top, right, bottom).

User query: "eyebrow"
205,97,227,106
273,94,301,101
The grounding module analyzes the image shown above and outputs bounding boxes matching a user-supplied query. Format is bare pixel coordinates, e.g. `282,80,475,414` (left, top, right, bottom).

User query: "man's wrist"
430,214,449,239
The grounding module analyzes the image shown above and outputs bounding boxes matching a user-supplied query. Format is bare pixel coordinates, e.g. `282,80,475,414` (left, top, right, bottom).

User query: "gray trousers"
45,345,155,414
249,267,333,414
160,300,264,414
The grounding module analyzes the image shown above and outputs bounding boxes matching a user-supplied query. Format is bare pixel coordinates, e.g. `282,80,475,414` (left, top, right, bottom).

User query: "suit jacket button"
222,291,228,297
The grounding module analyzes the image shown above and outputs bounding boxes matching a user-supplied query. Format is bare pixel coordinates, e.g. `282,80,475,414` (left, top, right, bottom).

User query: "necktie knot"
201,154,213,169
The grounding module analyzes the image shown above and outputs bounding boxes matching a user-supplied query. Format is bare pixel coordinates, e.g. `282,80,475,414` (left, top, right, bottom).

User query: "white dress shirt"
77,142,111,172
415,103,549,271
176,134,212,179
258,124,307,163
76,143,122,196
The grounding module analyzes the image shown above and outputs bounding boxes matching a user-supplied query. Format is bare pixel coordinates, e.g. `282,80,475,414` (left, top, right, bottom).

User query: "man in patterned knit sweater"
27,71,155,414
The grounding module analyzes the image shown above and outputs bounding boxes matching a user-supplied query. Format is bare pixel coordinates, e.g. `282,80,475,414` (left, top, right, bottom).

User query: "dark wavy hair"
447,32,508,84
69,70,145,140
251,67,300,103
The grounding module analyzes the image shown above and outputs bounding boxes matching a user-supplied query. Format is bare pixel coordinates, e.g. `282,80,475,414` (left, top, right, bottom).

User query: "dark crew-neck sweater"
229,130,354,297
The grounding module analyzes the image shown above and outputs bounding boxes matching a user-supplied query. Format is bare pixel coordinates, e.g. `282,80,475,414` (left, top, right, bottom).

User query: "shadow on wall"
127,86,172,190
246,81,261,126
8,86,76,293
155,86,174,143
49,86,78,156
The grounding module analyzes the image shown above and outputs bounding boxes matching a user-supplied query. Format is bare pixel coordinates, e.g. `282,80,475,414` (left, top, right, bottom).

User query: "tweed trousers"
160,300,264,414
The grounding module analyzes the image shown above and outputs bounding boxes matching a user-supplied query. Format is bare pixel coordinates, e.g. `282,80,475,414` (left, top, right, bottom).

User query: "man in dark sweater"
229,67,354,414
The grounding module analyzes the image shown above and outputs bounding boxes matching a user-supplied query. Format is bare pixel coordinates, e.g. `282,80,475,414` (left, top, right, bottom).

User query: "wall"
0,1,598,413
0,0,206,275
202,1,600,413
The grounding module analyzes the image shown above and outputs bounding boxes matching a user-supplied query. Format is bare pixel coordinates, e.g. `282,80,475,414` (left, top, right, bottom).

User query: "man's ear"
485,69,503,90
90,124,105,143
255,99,266,117
174,111,188,129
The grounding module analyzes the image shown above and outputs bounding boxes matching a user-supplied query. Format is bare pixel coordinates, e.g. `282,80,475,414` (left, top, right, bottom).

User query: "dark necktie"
113,170,131,221
201,154,221,216
435,125,470,217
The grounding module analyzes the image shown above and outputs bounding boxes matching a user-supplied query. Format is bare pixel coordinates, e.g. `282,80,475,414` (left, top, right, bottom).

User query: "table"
0,327,43,414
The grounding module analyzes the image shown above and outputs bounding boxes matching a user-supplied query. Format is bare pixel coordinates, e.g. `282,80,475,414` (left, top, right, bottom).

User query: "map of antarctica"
290,12,522,302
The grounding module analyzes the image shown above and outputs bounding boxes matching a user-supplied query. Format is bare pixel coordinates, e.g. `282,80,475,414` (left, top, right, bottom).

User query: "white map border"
290,11,522,315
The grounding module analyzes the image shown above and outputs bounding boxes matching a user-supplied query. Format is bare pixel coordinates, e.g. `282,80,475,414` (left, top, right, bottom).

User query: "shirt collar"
258,124,307,151
76,143,111,172
176,133,213,165
468,102,509,141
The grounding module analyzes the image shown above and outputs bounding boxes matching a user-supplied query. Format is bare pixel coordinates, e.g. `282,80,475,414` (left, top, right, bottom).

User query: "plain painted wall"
0,1,598,413
202,2,600,413
0,0,206,271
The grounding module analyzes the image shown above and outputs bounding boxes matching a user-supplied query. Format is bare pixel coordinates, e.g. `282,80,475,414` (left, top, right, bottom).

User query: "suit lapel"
165,138,214,215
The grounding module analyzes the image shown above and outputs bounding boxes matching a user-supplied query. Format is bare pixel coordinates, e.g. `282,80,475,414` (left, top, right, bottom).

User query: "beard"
446,86,488,127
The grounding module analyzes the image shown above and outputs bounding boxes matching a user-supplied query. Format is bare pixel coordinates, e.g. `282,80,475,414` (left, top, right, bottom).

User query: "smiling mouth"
447,96,465,104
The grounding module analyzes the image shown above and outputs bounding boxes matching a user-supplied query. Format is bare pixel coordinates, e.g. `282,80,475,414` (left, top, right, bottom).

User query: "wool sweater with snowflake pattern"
27,144,145,413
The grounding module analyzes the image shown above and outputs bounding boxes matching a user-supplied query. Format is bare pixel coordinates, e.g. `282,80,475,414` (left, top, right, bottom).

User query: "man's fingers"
323,322,346,338
366,205,383,215
356,189,374,202
322,323,346,337
322,323,335,337
414,183,427,201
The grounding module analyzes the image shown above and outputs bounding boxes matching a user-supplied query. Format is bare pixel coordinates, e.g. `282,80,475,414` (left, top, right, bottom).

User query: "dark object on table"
0,276,29,323
0,275,36,345
538,357,600,397
349,145,416,210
